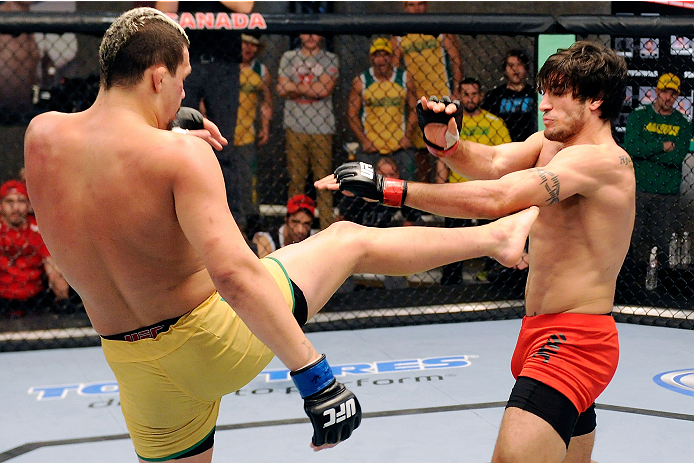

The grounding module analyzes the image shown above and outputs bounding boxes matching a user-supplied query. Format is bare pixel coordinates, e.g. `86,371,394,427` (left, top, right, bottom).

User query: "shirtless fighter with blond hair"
24,8,537,462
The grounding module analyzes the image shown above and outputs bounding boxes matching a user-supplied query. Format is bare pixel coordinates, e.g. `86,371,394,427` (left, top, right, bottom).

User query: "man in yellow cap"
391,1,463,183
624,72,693,269
347,37,418,180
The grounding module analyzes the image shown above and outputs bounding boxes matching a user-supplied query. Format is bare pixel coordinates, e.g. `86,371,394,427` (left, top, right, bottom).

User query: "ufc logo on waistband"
124,325,165,342
323,398,357,428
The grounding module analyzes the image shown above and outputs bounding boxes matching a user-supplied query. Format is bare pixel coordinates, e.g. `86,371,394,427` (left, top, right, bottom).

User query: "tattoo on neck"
533,168,560,205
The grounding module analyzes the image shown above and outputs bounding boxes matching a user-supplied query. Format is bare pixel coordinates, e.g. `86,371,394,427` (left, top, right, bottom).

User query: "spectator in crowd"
232,33,272,237
277,33,339,230
640,88,656,105
347,38,418,181
391,0,463,182
437,78,512,285
482,49,537,142
640,38,659,59
0,180,69,318
0,1,40,124
339,156,421,228
252,195,317,259
624,72,693,268
155,1,254,232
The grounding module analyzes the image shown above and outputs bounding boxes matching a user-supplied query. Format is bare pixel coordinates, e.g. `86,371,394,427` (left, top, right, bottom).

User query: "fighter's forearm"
441,140,500,180
404,180,513,219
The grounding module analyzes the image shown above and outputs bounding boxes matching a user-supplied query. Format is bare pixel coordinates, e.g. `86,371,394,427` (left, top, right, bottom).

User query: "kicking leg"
268,206,538,319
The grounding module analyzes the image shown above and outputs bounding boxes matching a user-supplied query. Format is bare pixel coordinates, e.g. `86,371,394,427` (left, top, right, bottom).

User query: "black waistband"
102,314,183,342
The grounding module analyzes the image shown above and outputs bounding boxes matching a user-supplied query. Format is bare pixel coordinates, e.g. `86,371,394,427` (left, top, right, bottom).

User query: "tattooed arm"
405,144,626,219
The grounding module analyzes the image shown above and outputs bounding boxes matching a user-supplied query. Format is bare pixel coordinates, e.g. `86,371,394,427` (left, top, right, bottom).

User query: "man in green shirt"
624,72,693,267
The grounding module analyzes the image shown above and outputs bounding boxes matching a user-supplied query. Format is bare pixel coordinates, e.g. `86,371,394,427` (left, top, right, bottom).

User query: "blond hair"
99,7,189,89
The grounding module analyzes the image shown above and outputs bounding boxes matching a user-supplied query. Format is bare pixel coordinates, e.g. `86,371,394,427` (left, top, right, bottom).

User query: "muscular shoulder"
26,111,76,142
155,130,219,178
554,143,633,182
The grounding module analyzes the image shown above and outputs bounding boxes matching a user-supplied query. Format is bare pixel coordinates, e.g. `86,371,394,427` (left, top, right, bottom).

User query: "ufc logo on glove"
359,162,374,180
291,354,362,445
324,398,358,428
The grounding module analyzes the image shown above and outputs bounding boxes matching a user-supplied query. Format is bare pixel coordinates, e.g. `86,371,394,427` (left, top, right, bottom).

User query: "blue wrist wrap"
290,354,335,399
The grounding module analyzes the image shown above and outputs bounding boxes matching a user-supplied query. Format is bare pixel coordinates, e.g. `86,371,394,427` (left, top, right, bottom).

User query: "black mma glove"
334,162,408,207
172,107,204,131
416,95,464,157
291,354,362,446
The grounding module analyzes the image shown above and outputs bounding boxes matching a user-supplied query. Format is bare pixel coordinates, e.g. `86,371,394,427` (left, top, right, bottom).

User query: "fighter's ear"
151,65,167,93
588,99,603,111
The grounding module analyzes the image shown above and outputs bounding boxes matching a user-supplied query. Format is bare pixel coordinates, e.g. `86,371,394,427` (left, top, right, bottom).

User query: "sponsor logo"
533,333,566,363
360,162,375,180
260,355,472,382
653,369,694,397
324,398,357,428
28,355,472,401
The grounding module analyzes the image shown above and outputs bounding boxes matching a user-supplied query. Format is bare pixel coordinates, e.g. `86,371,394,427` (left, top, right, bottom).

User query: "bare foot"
487,206,539,267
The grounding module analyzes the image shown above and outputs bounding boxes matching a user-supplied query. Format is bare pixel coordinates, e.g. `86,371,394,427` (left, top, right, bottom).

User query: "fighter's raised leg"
268,206,538,320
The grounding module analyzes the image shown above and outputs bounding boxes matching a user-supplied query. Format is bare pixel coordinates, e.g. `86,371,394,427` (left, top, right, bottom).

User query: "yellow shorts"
101,257,296,461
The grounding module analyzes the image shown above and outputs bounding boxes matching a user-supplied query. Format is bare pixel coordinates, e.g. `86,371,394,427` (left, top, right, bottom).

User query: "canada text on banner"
164,12,267,30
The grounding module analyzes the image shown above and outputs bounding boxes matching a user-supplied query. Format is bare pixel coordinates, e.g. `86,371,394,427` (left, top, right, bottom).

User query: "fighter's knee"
322,220,371,247
324,219,365,235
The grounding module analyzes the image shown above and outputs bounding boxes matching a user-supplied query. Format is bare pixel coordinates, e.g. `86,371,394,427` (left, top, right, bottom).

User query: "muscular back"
25,109,218,335
524,139,635,315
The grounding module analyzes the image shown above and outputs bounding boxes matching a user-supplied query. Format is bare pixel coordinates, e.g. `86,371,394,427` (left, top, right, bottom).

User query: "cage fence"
1,12,694,351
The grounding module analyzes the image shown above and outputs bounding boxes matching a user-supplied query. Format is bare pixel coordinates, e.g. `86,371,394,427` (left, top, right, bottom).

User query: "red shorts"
510,313,619,413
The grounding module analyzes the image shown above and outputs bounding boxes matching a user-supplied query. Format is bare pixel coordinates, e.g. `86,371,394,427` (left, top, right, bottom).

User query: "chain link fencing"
1,12,693,351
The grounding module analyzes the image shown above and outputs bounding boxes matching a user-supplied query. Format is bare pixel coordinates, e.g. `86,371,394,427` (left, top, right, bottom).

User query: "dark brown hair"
537,41,627,120
99,7,189,90
503,49,530,72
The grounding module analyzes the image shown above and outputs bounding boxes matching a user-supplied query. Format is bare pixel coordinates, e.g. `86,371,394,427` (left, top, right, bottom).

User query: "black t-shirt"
178,1,242,62
339,196,421,228
482,83,537,142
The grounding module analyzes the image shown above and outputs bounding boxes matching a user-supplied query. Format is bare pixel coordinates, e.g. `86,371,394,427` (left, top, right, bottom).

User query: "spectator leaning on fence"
155,1,255,233
624,72,693,267
277,33,339,230
252,195,318,259
0,180,69,318
391,0,464,182
347,37,418,181
482,49,537,142
231,33,273,237
436,77,512,285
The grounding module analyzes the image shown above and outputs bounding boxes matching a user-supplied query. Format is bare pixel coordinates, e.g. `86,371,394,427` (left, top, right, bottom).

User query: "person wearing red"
0,179,69,317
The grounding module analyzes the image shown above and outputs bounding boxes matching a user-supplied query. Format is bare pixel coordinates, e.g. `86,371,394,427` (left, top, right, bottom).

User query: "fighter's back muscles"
28,108,324,375
24,110,220,334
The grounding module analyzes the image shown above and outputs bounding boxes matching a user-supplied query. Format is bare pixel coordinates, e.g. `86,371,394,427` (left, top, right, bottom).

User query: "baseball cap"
370,37,393,55
657,73,681,93
0,180,28,200
286,194,315,216
241,34,262,46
